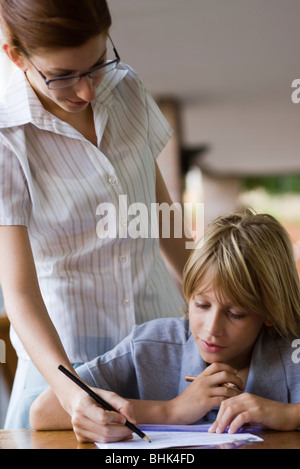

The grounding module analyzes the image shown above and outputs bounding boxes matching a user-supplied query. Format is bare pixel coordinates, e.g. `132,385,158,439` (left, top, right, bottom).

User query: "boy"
30,208,300,442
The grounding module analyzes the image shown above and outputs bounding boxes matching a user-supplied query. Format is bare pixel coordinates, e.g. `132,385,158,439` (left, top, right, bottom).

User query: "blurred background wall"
107,0,300,246
1,0,300,426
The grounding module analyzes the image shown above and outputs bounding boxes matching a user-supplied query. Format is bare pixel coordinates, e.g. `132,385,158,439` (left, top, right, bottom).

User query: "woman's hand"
30,385,136,443
167,362,244,424
70,388,136,443
208,393,300,434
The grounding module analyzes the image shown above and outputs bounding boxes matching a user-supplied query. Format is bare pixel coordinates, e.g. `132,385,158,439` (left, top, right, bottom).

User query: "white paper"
95,425,263,449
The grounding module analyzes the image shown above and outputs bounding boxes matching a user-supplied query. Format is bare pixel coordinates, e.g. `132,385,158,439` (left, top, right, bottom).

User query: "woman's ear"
264,320,273,327
2,42,28,71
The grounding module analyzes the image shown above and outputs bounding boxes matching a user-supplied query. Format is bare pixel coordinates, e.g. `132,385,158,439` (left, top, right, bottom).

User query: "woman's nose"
74,76,96,102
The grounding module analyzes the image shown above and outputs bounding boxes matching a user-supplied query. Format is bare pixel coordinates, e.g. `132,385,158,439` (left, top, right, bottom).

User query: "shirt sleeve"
130,67,173,160
0,142,31,226
145,89,173,159
76,334,140,399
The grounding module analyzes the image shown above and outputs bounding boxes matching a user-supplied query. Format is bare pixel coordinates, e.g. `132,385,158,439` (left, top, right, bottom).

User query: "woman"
0,0,187,431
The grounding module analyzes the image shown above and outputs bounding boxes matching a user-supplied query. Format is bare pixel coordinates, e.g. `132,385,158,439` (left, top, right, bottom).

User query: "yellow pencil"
185,375,241,391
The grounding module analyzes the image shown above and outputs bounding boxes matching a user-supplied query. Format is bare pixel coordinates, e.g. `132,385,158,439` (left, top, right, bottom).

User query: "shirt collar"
0,68,32,128
245,327,288,402
94,64,128,108
0,64,128,130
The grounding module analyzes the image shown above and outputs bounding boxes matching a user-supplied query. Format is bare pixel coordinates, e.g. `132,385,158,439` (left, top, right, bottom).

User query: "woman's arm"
155,163,193,281
0,226,72,391
0,225,134,442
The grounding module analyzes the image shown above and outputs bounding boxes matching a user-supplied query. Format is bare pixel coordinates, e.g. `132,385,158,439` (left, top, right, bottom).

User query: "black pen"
58,365,151,443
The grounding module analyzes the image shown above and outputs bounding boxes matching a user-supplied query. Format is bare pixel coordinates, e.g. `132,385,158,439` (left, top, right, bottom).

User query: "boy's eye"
226,310,245,320
195,302,210,310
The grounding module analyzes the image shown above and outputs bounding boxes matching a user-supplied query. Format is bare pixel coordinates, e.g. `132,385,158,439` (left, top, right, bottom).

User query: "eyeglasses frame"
24,35,120,90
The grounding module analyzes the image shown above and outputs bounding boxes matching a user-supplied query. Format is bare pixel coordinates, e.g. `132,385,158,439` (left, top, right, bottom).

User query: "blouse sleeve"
0,142,31,227
144,88,173,159
131,67,173,160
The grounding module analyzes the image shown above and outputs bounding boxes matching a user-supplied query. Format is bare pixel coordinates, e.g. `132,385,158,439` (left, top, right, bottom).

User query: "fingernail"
208,423,216,433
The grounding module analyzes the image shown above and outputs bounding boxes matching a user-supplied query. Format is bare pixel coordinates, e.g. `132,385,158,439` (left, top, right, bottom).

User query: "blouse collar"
0,64,128,131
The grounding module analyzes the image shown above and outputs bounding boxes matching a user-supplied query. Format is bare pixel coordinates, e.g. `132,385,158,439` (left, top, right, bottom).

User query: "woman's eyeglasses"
25,36,120,90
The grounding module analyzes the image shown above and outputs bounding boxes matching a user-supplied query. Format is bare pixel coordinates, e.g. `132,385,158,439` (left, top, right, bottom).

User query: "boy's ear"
2,42,28,71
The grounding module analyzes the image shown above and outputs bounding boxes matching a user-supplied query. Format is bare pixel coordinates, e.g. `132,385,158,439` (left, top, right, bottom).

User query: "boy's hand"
169,362,244,424
208,393,300,434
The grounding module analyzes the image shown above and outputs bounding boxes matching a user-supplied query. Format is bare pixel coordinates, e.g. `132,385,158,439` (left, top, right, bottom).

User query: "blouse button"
108,175,117,185
122,298,130,306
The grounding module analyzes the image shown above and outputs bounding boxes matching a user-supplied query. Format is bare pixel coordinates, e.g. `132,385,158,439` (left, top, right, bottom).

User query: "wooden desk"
0,429,97,450
1,429,300,449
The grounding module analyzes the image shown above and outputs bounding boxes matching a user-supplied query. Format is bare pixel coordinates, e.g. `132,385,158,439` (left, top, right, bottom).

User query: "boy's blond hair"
183,208,300,339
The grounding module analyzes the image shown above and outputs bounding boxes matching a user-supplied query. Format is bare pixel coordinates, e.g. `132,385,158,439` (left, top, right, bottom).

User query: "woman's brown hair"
0,0,112,54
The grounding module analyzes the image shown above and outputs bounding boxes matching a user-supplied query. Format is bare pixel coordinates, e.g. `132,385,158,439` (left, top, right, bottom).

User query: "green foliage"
243,174,300,195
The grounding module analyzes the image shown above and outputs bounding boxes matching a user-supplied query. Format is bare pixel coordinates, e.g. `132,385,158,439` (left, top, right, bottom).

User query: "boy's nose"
206,308,224,336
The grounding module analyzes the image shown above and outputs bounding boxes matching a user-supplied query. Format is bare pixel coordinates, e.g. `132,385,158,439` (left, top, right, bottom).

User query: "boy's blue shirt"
77,317,300,422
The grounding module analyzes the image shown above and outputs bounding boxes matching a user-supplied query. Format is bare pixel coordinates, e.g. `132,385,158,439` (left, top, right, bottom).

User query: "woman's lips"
67,99,88,106
201,339,226,353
